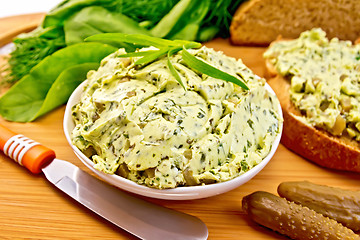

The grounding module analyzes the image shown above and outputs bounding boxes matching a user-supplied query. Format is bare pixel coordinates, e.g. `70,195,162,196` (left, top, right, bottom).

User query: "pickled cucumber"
278,181,360,231
242,191,360,240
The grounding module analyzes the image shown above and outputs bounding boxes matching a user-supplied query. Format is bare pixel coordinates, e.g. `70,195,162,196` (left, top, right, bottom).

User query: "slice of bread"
265,42,360,172
230,0,360,46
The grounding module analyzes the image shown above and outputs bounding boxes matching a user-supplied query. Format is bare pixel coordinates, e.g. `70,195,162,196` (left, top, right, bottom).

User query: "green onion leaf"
150,0,192,38
86,33,176,48
167,47,186,90
134,48,169,65
181,47,249,90
87,33,249,91
118,50,160,58
181,41,202,49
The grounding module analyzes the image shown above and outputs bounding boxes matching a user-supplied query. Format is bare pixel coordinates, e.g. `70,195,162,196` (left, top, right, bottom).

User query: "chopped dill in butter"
71,46,282,189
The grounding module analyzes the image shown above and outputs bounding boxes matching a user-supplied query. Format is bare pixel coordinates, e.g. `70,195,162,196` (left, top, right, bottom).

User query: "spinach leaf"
43,0,116,27
0,42,116,122
34,62,99,120
64,17,103,45
64,6,150,45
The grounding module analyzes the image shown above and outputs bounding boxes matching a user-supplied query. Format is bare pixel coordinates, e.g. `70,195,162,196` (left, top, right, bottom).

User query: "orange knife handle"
0,124,55,174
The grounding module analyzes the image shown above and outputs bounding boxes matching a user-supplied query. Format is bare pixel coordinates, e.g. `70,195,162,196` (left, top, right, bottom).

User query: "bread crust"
230,0,360,46
267,72,360,172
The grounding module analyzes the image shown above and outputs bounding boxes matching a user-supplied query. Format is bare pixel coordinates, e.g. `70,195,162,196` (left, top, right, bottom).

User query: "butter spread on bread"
263,28,360,172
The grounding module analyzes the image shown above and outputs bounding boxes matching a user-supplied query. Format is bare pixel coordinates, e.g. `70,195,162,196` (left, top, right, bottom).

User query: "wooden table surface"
1,14,359,240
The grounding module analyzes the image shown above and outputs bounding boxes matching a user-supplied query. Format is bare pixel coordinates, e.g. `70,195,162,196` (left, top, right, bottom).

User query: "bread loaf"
230,0,360,46
263,29,360,172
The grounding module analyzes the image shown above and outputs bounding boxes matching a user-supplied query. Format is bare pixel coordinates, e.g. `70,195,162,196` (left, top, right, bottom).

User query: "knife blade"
0,124,208,240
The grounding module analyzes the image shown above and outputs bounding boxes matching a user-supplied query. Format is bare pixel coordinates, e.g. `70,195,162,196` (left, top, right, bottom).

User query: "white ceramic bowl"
63,81,283,200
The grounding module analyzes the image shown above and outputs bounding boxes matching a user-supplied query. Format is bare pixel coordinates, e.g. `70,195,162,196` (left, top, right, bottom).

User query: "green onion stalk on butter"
264,28,360,141
71,45,282,189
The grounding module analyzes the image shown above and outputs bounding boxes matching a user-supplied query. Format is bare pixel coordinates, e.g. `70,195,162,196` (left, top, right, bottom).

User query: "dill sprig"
5,34,65,84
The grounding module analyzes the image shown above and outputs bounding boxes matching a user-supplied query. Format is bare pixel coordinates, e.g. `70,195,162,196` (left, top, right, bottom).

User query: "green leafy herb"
182,48,249,90
85,33,249,90
115,0,178,28
63,6,151,46
86,33,176,48
5,0,245,86
200,0,245,39
35,62,99,119
0,42,116,122
5,27,66,84
150,0,191,37
133,48,170,65
43,0,118,28
167,48,185,90
161,0,210,41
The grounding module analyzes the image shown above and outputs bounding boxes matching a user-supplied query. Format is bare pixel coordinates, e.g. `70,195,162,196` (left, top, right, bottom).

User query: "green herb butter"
71,46,282,189
264,28,360,141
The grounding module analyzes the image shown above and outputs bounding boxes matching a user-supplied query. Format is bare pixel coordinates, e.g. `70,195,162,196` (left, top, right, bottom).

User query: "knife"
0,124,208,240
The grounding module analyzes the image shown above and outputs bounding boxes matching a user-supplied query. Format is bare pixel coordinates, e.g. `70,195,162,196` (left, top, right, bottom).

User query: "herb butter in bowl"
63,43,283,200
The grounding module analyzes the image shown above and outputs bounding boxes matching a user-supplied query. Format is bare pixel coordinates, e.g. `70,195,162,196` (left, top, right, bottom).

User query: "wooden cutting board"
0,13,359,240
